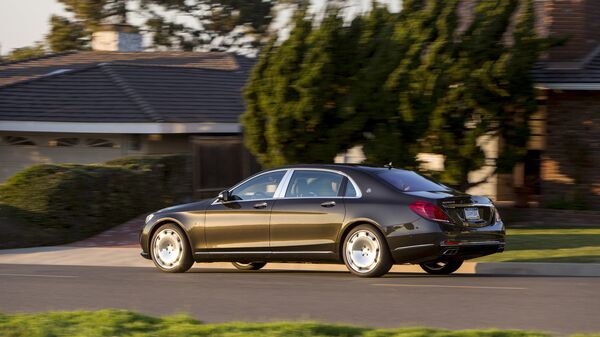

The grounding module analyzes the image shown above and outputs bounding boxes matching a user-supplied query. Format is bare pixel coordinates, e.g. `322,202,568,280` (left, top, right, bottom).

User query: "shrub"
0,155,191,244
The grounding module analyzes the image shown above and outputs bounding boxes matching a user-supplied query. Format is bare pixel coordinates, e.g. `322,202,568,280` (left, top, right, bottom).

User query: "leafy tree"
47,15,88,52
243,0,553,192
46,0,275,53
494,0,553,173
4,43,46,62
425,0,519,190
362,0,457,168
242,10,313,167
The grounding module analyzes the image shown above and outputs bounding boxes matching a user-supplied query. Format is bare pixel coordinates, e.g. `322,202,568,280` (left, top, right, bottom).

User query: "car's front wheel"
343,225,393,277
419,258,463,275
151,223,194,273
231,262,267,270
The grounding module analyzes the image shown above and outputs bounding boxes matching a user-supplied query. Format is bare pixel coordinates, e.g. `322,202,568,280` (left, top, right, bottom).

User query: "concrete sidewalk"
1,246,599,276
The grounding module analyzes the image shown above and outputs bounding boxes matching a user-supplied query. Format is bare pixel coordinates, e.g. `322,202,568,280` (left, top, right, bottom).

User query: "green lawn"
474,228,600,263
0,310,597,337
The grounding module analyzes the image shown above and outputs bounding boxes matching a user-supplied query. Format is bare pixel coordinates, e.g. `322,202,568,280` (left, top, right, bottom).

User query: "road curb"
473,261,600,277
0,246,598,276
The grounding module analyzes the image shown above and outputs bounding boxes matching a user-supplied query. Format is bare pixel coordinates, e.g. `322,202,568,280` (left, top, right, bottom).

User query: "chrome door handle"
253,202,268,209
320,201,336,208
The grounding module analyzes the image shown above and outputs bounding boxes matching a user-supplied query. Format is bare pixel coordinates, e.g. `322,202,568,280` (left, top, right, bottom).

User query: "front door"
204,170,287,260
270,170,346,259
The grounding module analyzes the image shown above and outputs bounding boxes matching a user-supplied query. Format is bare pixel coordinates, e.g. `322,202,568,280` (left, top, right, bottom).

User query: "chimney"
91,24,143,52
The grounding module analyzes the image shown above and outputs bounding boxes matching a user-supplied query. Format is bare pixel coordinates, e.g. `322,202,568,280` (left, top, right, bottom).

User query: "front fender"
139,213,198,258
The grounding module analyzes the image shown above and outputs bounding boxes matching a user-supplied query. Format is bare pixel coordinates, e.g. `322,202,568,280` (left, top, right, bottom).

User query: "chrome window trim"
211,167,362,205
279,168,362,199
273,169,294,198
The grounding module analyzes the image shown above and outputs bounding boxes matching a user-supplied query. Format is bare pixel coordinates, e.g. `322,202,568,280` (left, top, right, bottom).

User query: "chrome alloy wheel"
153,229,183,269
345,230,381,273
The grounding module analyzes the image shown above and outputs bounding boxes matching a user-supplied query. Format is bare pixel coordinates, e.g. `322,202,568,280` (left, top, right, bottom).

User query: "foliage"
0,155,191,246
47,15,88,52
46,0,276,53
0,309,566,337
243,0,553,190
243,7,363,167
3,42,46,62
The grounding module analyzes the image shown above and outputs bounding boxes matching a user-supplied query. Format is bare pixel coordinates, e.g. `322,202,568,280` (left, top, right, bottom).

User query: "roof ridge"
104,62,243,72
0,63,102,89
100,63,165,123
0,51,77,67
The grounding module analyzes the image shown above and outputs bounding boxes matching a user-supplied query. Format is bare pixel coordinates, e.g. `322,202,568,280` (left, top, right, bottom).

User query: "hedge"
0,155,191,245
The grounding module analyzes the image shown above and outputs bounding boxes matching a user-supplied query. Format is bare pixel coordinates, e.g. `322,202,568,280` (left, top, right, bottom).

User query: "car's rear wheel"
231,262,267,270
151,223,194,273
420,258,463,275
343,225,393,277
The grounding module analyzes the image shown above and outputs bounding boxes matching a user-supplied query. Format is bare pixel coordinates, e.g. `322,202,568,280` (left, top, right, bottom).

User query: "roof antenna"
384,162,393,170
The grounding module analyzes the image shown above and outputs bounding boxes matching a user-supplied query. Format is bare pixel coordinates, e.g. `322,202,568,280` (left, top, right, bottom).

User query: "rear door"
269,169,347,258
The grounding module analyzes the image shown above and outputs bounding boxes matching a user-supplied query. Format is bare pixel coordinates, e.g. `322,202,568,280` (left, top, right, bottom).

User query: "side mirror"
217,190,231,202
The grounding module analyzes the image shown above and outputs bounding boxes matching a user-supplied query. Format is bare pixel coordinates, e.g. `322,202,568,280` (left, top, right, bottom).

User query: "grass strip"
0,310,597,337
475,228,600,263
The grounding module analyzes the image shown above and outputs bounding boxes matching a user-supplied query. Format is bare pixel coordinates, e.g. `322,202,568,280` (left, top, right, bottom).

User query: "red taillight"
409,201,450,222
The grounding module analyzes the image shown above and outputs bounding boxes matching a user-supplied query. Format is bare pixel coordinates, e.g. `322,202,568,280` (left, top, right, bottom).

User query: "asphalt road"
0,264,598,334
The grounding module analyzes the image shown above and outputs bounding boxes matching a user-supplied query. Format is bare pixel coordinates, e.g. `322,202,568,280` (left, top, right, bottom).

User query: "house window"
3,136,36,146
128,134,141,151
49,138,79,147
86,138,117,148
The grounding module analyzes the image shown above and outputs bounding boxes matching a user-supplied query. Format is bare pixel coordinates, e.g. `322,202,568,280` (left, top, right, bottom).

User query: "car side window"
285,170,344,198
230,171,286,201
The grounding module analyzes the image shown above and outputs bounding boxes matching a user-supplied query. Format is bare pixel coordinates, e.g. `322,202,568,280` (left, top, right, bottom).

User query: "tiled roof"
0,51,253,123
531,48,600,86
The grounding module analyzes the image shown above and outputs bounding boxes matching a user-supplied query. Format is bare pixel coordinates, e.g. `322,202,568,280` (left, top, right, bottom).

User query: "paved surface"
0,264,598,334
3,246,600,276
68,215,145,247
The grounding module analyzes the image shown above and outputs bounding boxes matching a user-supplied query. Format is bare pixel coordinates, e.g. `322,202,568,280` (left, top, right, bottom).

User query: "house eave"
536,83,600,90
0,121,241,134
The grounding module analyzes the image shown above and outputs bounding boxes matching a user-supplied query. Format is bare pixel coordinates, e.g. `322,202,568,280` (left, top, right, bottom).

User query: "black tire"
150,223,194,273
419,258,463,275
231,262,267,270
342,225,393,277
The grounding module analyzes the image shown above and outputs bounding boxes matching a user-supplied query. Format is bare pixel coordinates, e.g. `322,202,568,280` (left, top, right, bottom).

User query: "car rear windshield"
376,169,450,192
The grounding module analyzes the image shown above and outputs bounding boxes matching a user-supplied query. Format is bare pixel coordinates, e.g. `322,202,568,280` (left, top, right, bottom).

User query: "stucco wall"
0,132,191,182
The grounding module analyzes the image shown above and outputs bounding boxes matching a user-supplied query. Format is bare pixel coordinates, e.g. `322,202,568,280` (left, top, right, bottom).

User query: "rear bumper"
391,240,505,264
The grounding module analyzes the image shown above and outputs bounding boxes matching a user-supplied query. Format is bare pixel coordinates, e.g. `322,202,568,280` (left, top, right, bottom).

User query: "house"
0,25,258,196
1,2,599,210
527,0,600,209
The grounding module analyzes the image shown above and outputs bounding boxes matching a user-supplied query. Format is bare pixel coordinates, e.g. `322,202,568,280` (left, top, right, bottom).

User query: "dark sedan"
140,164,505,277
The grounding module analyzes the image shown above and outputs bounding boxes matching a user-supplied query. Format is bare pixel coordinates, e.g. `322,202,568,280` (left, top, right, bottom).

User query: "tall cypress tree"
495,0,551,173
424,0,518,190
242,10,313,167
243,0,551,191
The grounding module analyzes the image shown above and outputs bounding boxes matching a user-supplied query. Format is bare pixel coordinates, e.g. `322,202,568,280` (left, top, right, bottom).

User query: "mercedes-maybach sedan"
140,164,505,277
